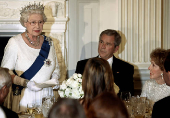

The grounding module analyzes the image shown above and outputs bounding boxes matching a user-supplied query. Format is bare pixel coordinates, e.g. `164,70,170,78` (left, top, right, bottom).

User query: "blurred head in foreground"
0,67,12,105
87,91,129,118
48,98,86,118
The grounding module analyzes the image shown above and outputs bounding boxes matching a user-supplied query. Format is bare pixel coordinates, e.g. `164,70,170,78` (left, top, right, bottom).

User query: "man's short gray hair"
0,67,12,89
99,29,121,47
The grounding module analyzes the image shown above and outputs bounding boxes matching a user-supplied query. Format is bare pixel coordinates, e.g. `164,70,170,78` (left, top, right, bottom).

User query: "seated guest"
75,29,134,96
48,98,86,118
87,91,129,118
140,48,170,103
152,49,170,118
0,67,19,118
81,57,119,113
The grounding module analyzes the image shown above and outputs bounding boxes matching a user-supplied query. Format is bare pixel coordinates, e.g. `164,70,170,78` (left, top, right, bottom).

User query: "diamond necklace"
25,31,40,47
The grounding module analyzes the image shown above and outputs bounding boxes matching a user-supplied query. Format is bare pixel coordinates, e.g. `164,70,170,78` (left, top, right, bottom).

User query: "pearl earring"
161,73,163,79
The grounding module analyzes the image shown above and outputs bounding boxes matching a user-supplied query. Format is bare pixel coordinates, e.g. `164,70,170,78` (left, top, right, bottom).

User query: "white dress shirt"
107,56,113,69
98,55,113,68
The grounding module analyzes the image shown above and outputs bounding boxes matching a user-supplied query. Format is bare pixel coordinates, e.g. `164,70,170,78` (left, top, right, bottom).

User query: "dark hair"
164,49,170,72
82,57,115,110
99,29,121,47
150,48,167,71
87,92,129,118
48,98,86,118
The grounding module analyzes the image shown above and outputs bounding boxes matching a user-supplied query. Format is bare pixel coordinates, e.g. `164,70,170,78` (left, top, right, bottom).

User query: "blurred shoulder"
77,58,90,64
156,96,170,104
153,95,170,113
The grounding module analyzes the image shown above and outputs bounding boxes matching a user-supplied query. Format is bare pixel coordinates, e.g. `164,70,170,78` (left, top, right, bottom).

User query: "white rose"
80,95,84,98
70,80,79,89
77,78,82,83
65,88,72,97
79,89,84,95
79,86,84,94
71,88,80,99
73,73,78,76
59,81,67,90
73,73,78,79
58,90,65,98
77,74,82,78
79,86,82,91
66,78,75,87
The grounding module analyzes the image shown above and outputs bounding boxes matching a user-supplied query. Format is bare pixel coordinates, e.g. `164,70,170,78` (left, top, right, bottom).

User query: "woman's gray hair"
20,9,47,28
0,67,12,89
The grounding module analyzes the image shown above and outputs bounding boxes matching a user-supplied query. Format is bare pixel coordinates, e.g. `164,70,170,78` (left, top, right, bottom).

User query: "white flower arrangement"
58,73,84,99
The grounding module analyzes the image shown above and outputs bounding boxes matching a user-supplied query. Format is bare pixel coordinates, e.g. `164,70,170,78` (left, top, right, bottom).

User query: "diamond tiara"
20,2,44,14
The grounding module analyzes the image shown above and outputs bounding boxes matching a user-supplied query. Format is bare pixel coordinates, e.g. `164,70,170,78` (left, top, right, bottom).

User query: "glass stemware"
27,103,35,115
34,105,43,118
120,91,131,101
120,91,133,117
42,95,55,117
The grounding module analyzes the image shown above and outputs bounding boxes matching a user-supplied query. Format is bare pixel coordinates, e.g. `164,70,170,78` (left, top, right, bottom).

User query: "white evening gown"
1,34,60,112
140,79,170,102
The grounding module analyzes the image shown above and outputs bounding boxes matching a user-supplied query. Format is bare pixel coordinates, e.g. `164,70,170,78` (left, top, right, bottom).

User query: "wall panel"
119,0,161,67
118,0,162,91
163,0,170,49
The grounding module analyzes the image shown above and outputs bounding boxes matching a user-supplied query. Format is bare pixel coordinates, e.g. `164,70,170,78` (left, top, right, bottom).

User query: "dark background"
0,37,10,64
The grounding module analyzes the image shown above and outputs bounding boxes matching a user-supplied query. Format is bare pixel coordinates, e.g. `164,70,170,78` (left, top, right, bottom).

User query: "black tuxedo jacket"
0,105,19,118
75,55,134,96
152,96,170,118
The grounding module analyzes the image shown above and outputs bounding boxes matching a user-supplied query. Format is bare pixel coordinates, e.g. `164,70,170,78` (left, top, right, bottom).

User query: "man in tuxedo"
75,29,134,96
152,50,170,118
0,67,19,118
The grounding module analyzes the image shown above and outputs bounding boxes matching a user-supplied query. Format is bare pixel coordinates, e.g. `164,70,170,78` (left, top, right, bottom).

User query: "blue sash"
12,36,50,93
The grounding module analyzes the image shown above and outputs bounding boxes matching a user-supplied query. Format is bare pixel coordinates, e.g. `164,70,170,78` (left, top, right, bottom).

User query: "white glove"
53,84,60,89
27,81,42,92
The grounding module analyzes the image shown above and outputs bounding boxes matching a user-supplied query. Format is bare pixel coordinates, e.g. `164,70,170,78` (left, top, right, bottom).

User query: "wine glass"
34,105,43,118
120,91,131,101
120,91,132,117
27,103,35,115
42,96,54,117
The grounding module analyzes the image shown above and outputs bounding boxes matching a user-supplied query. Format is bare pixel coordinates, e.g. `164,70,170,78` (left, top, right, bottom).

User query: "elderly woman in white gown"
140,48,170,103
1,3,60,112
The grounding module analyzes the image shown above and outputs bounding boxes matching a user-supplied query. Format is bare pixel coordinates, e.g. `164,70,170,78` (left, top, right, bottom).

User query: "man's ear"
113,46,119,53
0,86,6,98
1,86,7,95
0,85,8,103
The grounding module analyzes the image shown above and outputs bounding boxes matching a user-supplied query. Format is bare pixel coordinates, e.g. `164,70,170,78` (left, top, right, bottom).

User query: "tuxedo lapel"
97,55,118,73
112,55,118,73
112,55,122,84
